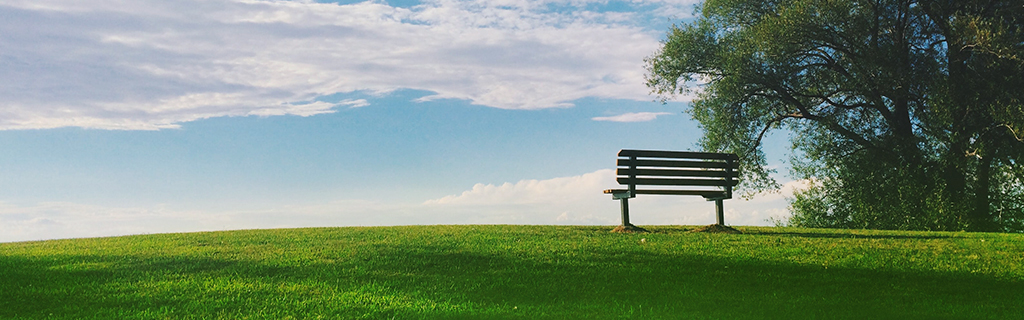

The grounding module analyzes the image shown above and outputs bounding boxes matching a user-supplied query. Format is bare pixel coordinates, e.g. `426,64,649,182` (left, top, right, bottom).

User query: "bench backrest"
616,149,739,199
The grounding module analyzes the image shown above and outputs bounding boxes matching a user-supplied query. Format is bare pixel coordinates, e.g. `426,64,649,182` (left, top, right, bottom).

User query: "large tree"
646,0,1023,231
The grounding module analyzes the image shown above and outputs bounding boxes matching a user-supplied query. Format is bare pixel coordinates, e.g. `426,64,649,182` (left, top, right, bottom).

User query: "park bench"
604,149,739,229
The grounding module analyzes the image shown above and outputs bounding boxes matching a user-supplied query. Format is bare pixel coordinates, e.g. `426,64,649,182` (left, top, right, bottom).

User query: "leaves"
646,0,1024,231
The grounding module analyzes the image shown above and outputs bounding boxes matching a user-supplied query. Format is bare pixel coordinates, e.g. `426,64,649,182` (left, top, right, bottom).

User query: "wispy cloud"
0,0,698,130
339,99,371,109
592,112,673,122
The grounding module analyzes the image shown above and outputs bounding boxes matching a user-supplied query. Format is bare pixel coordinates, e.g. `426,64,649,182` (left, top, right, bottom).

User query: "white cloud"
0,202,211,242
592,111,672,122
0,0,698,130
424,169,618,205
421,169,621,224
340,99,371,108
424,169,796,226
0,200,419,242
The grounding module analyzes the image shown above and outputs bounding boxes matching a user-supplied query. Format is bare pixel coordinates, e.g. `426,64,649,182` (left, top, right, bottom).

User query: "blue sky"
1,0,798,242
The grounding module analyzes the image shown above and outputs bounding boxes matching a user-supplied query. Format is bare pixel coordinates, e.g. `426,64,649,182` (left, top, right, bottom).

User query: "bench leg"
619,197,631,226
715,199,724,225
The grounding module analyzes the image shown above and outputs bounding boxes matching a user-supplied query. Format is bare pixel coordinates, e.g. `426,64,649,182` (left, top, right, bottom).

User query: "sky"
0,0,800,242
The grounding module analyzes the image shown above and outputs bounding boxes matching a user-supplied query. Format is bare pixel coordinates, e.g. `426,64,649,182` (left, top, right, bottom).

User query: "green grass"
2,225,1022,319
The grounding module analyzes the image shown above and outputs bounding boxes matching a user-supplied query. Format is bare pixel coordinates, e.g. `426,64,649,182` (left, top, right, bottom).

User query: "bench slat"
617,177,738,187
618,149,739,160
617,168,739,178
616,159,734,169
604,189,728,198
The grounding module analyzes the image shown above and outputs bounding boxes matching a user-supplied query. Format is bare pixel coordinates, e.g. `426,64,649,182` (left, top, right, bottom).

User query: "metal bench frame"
603,149,739,227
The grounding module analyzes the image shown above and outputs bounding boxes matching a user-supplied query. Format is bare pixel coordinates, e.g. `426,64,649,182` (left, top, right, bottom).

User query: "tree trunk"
930,2,976,230
972,155,994,231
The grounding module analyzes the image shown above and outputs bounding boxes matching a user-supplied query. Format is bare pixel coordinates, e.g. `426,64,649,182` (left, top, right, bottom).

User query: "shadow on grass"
752,232,956,240
0,253,346,319
643,226,958,240
350,243,1021,319
0,254,240,318
1,233,1020,319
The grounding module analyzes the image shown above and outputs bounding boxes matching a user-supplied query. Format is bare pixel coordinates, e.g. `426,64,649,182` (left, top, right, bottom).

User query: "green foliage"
646,0,1024,231
2,226,1023,319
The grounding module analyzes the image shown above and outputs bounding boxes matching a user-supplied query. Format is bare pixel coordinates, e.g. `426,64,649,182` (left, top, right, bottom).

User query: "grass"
1,225,1023,319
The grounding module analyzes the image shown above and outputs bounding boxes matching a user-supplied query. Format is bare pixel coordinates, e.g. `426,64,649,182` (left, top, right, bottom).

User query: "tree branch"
766,82,879,150
746,113,803,154
1001,124,1024,143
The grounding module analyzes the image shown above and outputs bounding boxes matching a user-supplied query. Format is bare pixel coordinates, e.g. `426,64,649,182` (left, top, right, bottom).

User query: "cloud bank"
1,169,800,242
1,0,698,130
424,169,800,226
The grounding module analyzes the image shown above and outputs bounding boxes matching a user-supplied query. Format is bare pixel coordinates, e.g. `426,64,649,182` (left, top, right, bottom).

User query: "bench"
603,149,739,228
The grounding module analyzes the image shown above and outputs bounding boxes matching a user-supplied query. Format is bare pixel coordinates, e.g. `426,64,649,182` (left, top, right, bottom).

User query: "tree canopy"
646,0,1024,231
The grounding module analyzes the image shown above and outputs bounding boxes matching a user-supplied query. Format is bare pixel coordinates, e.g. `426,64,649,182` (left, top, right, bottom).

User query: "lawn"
1,225,1022,319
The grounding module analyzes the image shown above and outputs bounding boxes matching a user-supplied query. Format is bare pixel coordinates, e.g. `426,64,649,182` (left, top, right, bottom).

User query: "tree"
645,0,1024,231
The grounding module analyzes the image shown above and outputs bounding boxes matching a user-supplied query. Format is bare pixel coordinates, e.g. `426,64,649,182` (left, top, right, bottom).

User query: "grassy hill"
2,225,1022,319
